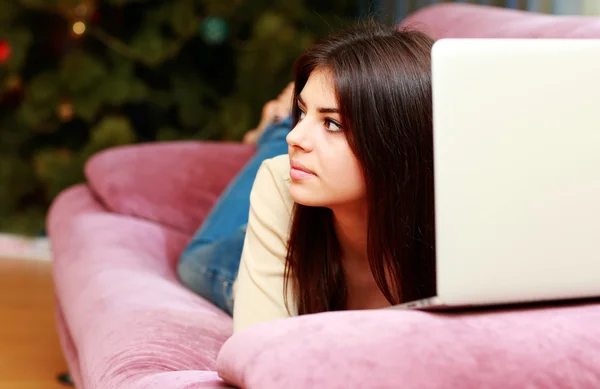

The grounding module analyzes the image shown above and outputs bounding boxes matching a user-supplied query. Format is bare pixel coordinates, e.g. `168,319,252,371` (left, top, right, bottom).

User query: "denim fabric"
177,116,292,314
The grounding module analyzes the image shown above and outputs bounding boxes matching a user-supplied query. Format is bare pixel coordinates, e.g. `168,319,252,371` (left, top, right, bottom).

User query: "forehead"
301,67,337,107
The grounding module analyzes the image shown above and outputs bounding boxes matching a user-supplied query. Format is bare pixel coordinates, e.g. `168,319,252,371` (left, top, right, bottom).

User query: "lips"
290,159,316,180
290,160,315,174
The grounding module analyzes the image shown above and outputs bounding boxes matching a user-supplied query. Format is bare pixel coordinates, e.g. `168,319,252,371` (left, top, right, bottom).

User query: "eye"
298,107,306,120
324,118,343,133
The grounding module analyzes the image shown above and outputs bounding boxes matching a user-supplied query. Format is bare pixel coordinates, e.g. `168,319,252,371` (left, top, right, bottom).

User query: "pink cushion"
85,141,254,235
401,3,600,39
218,303,600,389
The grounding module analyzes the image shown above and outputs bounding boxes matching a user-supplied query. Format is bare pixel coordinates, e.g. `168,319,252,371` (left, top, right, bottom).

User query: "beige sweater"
232,154,297,333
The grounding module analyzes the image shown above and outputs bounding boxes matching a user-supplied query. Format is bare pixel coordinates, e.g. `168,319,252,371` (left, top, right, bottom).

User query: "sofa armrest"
48,185,233,389
85,141,255,235
217,304,600,389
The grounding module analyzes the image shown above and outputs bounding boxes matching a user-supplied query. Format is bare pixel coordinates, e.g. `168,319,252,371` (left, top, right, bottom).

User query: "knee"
176,243,237,293
176,253,194,289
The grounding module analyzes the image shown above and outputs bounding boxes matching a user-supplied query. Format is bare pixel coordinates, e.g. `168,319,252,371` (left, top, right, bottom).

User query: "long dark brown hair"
284,21,436,315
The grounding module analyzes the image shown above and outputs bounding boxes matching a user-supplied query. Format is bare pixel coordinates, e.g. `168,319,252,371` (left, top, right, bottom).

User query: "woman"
233,21,437,332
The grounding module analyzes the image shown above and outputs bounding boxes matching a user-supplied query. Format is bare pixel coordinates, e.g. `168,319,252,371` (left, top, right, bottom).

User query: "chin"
289,180,366,208
289,183,328,207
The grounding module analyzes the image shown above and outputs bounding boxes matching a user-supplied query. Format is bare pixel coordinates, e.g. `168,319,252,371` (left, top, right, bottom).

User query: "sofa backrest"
401,3,600,39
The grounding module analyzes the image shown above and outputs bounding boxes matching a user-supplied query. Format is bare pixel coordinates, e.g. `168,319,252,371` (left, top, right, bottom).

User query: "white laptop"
396,38,600,310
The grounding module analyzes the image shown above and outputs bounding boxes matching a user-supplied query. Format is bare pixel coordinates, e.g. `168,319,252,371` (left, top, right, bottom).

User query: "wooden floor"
0,258,68,389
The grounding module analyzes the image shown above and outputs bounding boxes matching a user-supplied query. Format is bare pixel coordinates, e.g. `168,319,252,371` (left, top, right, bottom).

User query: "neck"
331,201,368,262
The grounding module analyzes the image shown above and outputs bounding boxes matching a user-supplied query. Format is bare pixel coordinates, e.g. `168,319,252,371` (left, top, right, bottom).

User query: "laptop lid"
431,38,600,306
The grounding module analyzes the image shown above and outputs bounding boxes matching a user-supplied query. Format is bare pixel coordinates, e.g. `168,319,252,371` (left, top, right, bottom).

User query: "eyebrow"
297,94,339,114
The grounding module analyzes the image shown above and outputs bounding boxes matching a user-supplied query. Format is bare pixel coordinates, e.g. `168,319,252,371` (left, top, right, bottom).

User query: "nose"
286,118,313,152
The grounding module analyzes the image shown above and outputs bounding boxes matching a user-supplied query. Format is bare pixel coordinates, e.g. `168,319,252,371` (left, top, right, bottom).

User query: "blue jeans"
177,116,292,314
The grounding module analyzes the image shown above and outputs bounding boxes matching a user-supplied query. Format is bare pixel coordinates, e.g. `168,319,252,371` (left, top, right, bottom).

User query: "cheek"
321,142,365,198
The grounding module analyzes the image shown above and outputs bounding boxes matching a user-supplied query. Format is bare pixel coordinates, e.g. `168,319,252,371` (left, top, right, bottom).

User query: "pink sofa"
49,4,600,389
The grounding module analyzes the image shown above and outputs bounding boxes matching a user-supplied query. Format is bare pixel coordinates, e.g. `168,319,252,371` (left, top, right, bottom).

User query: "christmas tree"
0,0,355,234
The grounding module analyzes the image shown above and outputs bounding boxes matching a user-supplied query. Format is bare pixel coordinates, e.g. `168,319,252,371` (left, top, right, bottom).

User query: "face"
286,67,366,208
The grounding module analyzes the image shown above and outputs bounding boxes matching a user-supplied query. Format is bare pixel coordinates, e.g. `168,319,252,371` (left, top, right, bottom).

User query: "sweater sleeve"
232,155,296,333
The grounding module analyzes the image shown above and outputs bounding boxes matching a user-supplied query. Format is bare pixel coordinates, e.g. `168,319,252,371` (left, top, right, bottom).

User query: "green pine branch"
0,0,356,234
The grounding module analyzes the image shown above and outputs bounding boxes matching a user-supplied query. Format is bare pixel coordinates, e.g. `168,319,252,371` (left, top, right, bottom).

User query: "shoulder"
251,154,294,217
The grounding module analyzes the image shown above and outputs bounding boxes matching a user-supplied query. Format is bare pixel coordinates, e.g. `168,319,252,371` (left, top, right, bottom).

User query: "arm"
232,155,296,333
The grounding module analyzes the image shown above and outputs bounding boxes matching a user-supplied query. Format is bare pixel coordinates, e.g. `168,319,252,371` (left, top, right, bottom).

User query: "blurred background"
0,0,599,236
